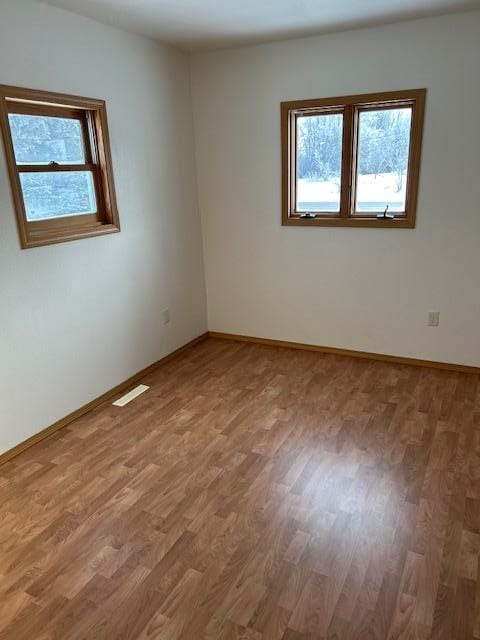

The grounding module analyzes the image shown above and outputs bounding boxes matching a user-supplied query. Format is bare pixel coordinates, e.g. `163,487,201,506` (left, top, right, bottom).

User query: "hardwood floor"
0,337,479,639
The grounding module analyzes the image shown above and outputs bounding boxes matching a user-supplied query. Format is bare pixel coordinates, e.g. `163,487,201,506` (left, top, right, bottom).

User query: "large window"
0,85,120,248
282,89,426,228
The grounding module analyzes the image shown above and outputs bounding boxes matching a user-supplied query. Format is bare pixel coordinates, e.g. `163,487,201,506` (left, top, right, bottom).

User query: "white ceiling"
42,0,479,51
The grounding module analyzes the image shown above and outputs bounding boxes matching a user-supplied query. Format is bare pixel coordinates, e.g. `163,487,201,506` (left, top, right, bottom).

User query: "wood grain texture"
0,333,209,467
0,337,479,639
208,331,480,375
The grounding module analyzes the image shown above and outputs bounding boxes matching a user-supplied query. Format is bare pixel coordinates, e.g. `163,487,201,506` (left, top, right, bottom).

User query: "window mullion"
339,105,354,219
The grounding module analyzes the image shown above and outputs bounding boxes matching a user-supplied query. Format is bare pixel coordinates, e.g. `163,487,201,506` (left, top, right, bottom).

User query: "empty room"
1,0,479,638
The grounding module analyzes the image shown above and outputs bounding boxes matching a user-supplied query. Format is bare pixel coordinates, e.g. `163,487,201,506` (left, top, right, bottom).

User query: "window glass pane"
296,113,343,213
20,171,97,221
8,114,86,165
355,107,412,214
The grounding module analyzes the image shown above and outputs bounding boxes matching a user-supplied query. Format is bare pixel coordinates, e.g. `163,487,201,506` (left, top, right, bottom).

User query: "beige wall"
191,11,480,367
0,0,207,454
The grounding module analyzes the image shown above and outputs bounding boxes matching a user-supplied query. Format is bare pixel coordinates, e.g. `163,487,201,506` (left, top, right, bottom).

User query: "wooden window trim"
0,84,120,249
281,89,426,228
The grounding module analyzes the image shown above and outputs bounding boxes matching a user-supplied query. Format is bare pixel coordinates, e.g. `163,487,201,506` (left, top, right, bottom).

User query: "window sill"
21,223,121,249
282,216,415,229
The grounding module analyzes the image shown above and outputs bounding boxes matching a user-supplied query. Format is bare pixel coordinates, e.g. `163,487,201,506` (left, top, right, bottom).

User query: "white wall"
191,12,480,367
1,7,479,455
0,0,207,454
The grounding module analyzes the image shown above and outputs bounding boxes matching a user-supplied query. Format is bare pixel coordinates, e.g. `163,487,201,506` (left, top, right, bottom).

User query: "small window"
282,89,426,228
0,85,120,248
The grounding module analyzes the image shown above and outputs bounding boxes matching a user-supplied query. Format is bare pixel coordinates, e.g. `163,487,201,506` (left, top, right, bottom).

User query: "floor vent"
112,384,149,407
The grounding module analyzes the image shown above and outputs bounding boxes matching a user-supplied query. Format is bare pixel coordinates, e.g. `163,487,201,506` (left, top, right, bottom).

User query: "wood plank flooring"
1,337,479,639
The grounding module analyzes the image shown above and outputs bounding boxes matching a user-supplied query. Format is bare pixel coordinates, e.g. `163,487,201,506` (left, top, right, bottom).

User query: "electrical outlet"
428,311,440,327
162,309,170,325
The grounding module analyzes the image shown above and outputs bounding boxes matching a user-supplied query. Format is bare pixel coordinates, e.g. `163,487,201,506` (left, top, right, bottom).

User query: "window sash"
17,165,105,222
6,102,94,166
290,106,348,217
350,101,415,218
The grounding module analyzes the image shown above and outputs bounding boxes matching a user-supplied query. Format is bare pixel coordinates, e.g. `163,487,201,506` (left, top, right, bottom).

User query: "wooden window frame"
0,84,120,249
281,89,426,228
